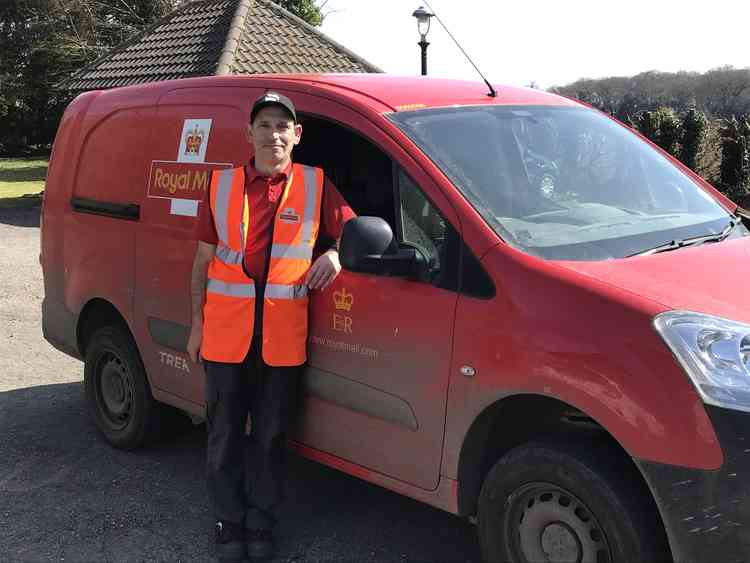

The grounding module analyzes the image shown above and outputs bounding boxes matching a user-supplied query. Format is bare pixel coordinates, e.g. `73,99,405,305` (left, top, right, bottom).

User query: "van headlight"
654,311,750,412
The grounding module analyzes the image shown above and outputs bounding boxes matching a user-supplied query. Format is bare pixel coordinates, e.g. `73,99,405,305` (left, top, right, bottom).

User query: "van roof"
103,73,581,114
269,74,580,112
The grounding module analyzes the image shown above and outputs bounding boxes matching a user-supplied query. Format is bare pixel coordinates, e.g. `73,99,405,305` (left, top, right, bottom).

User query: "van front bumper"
637,406,750,563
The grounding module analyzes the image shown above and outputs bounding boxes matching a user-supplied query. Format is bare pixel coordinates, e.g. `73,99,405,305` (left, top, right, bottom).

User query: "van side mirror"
340,216,429,279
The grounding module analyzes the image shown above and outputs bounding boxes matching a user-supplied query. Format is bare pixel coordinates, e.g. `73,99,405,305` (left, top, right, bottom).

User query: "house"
60,0,381,92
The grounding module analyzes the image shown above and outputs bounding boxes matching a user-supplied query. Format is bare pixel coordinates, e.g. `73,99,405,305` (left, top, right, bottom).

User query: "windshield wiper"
628,218,739,257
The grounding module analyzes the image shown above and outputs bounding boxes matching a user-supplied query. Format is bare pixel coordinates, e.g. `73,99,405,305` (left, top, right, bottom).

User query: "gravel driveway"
0,204,479,562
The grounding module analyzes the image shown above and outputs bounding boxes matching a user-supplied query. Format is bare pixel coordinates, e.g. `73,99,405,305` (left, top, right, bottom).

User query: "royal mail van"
42,74,750,562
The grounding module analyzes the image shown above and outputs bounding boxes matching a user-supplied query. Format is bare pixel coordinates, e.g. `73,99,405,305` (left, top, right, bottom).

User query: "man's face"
247,105,302,165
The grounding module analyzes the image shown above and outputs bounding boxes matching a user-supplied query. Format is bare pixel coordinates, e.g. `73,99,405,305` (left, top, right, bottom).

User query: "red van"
42,74,750,563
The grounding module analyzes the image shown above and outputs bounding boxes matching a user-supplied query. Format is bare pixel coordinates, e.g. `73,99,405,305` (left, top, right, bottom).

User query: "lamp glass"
417,17,431,37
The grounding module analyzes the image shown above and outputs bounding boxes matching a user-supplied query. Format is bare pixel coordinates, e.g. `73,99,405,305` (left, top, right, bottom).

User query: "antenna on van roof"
420,0,497,98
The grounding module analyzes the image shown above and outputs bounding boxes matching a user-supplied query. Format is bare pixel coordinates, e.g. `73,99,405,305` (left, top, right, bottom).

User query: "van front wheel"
84,325,161,449
477,441,669,563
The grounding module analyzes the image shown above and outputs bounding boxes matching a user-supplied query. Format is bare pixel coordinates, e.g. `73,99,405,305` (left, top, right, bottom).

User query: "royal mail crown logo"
184,125,205,155
333,288,353,312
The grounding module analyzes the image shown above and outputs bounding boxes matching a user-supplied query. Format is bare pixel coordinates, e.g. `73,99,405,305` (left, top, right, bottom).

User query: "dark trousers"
205,337,300,530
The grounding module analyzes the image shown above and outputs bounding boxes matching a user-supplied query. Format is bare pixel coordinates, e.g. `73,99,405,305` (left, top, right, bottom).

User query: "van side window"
397,168,459,291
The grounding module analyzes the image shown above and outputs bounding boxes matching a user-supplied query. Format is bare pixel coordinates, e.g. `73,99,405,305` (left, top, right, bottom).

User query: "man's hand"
306,249,342,291
187,322,203,363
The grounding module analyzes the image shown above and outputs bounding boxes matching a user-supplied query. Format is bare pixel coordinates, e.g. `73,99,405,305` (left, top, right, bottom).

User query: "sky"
319,0,750,90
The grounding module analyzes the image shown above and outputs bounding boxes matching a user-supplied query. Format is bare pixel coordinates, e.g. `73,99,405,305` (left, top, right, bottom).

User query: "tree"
680,108,707,171
615,93,641,124
1,1,63,153
0,0,181,155
720,116,750,197
551,67,750,121
697,66,750,118
276,0,325,26
0,0,330,155
633,107,682,159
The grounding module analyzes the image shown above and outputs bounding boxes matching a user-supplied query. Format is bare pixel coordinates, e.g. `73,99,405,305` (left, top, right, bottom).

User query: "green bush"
681,108,707,171
633,107,682,158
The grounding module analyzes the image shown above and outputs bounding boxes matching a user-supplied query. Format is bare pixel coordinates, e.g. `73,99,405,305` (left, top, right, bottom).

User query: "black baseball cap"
250,91,297,124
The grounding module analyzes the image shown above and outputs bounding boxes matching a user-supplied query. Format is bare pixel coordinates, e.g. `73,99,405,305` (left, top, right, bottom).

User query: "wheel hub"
100,358,130,418
540,522,581,563
509,484,610,563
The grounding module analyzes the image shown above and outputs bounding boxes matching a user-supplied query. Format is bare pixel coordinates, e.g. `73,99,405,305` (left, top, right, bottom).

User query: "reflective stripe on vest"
269,244,314,260
265,283,308,300
206,279,256,298
215,243,243,265
207,278,305,300
213,169,234,245
301,165,318,243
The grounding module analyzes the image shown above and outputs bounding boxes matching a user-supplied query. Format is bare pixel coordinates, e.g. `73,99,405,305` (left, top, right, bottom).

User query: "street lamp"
412,6,434,76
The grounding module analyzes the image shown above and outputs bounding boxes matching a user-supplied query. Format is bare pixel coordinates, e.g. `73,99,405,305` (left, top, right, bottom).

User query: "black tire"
477,440,670,563
84,325,165,449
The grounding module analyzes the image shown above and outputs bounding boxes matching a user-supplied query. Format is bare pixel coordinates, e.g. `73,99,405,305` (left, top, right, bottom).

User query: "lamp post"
412,6,434,76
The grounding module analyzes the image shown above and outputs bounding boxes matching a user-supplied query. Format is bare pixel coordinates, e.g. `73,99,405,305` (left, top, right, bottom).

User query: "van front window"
390,106,737,261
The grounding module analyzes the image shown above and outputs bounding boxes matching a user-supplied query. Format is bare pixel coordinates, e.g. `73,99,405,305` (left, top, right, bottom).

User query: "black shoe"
246,528,274,561
215,520,247,563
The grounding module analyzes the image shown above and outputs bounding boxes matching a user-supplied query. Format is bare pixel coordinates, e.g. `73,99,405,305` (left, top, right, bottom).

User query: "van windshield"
389,106,735,261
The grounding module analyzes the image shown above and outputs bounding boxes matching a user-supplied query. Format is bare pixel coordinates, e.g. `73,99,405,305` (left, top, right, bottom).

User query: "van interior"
294,115,395,228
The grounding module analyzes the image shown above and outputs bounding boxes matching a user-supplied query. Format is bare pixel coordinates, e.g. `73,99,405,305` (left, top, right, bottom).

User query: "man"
187,91,355,562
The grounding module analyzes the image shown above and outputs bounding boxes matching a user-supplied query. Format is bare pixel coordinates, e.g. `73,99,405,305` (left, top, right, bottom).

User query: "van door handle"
70,197,140,221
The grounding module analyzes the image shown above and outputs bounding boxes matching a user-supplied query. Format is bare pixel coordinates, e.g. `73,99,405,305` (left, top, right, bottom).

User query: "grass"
0,159,47,208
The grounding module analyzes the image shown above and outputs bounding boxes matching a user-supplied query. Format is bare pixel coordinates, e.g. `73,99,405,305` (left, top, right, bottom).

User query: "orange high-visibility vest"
201,163,324,366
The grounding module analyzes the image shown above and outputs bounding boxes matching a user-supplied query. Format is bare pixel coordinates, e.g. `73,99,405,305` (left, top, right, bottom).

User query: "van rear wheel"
477,440,670,563
84,325,163,449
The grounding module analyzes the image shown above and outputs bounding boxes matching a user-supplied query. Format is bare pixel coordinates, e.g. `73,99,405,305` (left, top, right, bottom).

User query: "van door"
286,93,461,490
133,86,263,408
66,105,153,346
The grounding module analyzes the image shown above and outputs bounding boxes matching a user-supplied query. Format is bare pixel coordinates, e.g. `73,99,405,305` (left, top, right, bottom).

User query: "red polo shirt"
196,160,355,283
